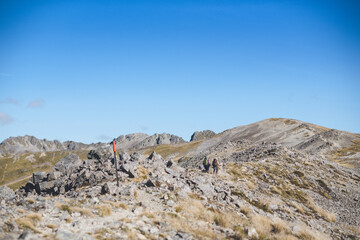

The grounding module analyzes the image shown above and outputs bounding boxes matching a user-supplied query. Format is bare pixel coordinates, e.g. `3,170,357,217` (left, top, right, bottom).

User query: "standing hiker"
203,156,210,173
212,158,219,175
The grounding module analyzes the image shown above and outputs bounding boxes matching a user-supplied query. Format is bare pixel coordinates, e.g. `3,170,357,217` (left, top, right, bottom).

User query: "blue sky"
0,0,359,143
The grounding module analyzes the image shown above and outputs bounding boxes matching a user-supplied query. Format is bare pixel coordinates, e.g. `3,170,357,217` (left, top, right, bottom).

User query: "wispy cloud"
0,112,14,125
27,99,45,108
97,134,112,141
0,98,19,105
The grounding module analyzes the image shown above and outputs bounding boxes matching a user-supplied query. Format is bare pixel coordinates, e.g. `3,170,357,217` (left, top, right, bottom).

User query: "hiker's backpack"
213,159,218,167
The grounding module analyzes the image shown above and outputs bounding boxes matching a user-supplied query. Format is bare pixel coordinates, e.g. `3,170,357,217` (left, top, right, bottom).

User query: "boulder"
120,163,138,178
47,171,62,181
35,180,57,194
101,182,119,195
55,154,82,176
149,151,162,161
33,172,47,184
0,186,15,201
87,148,112,161
119,151,130,162
166,160,173,168
145,179,156,187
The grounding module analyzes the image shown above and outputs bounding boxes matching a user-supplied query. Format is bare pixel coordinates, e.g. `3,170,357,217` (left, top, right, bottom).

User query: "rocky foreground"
1,139,359,240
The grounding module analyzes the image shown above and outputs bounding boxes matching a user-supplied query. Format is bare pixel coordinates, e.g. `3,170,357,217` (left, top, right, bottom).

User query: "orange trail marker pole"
113,140,119,187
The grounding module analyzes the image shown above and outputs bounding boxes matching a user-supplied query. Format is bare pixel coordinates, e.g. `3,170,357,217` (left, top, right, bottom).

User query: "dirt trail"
1,175,32,187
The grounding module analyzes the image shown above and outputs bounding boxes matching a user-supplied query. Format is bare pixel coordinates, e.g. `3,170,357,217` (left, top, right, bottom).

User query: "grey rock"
0,186,15,201
190,130,216,142
55,154,82,175
119,151,130,162
101,182,119,195
149,151,162,162
32,172,47,184
35,180,56,194
145,179,156,187
47,171,62,181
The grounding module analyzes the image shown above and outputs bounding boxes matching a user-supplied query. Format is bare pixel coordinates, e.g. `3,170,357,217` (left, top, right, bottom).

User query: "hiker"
203,156,210,173
212,158,219,175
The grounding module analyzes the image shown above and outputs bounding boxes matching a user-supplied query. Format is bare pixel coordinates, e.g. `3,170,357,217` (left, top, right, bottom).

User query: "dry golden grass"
141,211,156,219
293,224,330,240
271,186,282,195
119,202,129,210
167,215,218,239
134,188,138,199
25,213,42,222
240,204,251,216
305,197,336,222
26,198,35,204
175,205,183,213
17,209,26,214
290,202,305,214
15,217,41,233
71,207,94,217
96,205,112,217
247,181,256,190
65,218,72,223
213,211,237,228
55,202,72,214
272,218,291,234
46,224,58,230
103,200,120,208
251,214,272,237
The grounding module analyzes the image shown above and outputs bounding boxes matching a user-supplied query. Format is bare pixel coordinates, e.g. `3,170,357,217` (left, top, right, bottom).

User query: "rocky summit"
0,118,359,240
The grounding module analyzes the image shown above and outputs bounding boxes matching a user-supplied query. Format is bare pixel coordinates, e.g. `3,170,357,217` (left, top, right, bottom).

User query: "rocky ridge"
1,139,359,239
190,130,216,142
0,135,101,155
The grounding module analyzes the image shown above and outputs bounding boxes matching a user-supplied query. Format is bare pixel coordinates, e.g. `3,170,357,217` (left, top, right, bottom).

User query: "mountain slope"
176,118,360,169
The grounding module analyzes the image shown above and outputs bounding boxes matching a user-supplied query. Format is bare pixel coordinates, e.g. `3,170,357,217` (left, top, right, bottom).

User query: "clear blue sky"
1,0,359,143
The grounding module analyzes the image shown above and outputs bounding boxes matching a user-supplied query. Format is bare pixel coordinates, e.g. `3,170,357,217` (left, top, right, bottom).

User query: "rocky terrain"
190,130,216,142
0,118,359,239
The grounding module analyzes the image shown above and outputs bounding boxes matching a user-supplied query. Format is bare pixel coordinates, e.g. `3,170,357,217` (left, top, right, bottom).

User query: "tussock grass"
272,218,291,234
55,203,72,214
251,214,273,237
305,197,336,222
271,186,282,195
71,206,94,217
26,198,35,204
96,205,112,217
17,209,26,214
15,217,41,233
25,213,42,222
240,204,251,216
46,224,58,230
134,166,149,182
293,224,330,240
290,202,305,214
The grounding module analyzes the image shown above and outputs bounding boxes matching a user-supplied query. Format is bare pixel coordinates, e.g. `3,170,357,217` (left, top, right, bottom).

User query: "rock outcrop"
190,130,216,141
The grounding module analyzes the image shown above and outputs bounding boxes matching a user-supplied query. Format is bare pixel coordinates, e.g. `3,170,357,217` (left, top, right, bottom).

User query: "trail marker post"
113,140,119,187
